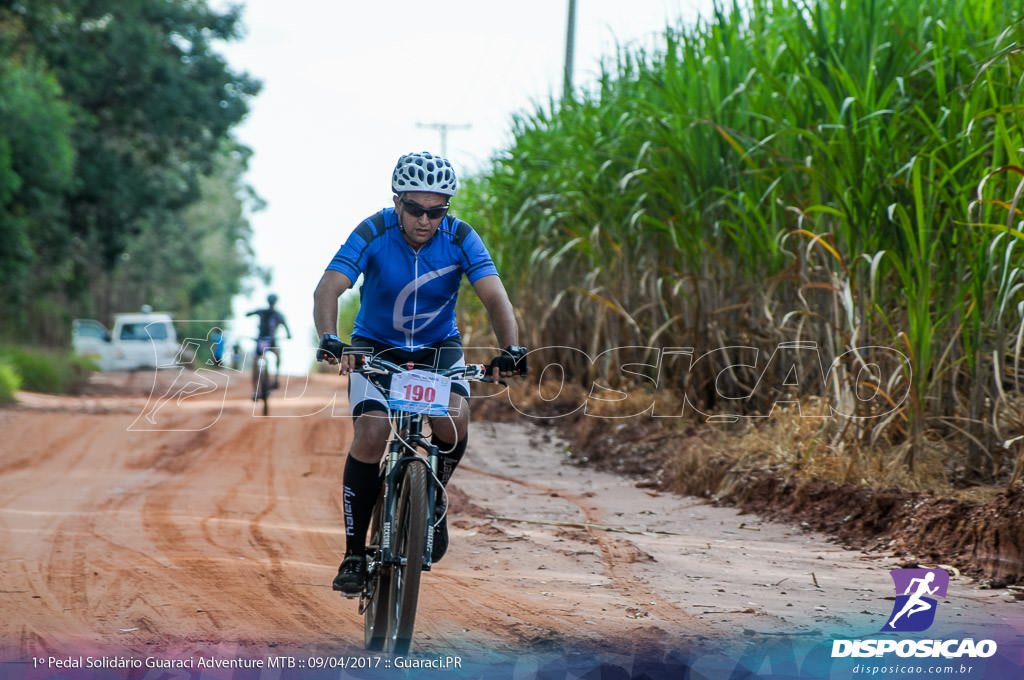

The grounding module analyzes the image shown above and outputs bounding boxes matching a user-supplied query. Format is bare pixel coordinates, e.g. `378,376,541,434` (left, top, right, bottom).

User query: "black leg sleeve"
342,455,381,556
431,433,468,487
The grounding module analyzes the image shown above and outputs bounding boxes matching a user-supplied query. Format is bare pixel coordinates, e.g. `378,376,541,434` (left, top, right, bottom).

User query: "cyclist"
211,327,225,367
247,293,292,397
313,151,527,596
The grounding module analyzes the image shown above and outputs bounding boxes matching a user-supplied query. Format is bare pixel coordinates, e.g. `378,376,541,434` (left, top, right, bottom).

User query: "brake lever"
466,362,503,386
338,352,375,376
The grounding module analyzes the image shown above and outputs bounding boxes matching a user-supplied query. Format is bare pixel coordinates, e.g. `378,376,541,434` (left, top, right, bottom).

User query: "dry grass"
489,378,1019,502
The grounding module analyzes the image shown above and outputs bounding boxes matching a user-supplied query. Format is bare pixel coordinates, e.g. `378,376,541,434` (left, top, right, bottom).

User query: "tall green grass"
0,359,19,404
458,0,1024,483
0,345,94,395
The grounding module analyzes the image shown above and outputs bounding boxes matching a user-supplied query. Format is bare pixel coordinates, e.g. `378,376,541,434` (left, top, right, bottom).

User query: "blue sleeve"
326,213,381,281
460,226,499,283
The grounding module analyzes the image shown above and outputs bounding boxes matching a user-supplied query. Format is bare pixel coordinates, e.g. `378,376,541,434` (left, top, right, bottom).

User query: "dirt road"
1,370,1020,677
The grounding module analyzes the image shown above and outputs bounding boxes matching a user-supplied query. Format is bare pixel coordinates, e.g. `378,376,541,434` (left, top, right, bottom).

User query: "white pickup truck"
72,308,181,371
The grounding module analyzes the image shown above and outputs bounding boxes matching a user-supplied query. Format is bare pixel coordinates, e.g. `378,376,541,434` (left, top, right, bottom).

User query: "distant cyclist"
210,327,225,367
247,294,292,395
313,151,527,596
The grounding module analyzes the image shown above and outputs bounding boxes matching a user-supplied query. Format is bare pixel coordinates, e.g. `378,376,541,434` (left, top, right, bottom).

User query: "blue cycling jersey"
325,208,499,350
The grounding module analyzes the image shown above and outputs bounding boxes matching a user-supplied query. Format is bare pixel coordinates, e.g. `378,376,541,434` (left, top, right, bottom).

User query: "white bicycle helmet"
391,151,457,197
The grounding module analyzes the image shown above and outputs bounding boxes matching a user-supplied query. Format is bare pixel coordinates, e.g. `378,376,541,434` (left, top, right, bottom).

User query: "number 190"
404,384,436,402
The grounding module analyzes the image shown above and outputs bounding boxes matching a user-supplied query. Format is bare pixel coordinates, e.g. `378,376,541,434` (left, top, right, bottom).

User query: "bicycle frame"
356,357,489,592
348,354,511,653
374,408,443,572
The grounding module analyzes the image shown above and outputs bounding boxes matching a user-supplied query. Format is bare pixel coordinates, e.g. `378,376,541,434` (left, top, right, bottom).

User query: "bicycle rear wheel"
362,488,390,650
385,461,428,655
256,356,270,415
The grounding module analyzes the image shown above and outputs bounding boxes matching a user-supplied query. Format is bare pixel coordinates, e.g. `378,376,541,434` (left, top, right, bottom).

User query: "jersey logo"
393,265,459,344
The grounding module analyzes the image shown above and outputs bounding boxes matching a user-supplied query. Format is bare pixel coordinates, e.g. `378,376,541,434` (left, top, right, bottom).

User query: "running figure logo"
882,568,949,632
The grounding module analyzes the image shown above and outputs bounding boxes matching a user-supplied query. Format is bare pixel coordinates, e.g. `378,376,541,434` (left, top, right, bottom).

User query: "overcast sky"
216,1,712,374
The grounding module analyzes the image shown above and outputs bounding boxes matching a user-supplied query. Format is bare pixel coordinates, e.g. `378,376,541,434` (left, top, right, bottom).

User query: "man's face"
394,191,450,249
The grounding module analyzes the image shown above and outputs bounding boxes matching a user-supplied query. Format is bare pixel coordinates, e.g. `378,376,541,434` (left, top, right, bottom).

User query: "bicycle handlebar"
349,353,503,384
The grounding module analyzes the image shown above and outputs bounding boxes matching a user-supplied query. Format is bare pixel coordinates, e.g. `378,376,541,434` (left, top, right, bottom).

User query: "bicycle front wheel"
385,461,428,655
362,488,390,651
256,357,270,415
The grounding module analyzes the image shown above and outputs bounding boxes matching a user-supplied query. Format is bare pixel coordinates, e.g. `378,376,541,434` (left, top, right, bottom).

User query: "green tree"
0,38,75,336
102,140,266,324
1,0,260,339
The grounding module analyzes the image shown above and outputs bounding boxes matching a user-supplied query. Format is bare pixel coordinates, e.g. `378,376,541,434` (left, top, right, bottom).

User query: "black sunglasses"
400,198,449,220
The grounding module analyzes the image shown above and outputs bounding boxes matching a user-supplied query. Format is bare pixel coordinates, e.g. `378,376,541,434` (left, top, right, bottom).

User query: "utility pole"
416,122,471,158
564,0,577,100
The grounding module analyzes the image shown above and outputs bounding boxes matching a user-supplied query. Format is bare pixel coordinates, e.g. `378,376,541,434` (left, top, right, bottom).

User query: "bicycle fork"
375,442,444,572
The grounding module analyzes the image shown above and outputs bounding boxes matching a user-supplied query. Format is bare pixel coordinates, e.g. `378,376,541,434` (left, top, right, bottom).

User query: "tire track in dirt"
139,421,278,641
243,420,340,636
137,416,353,648
3,415,203,654
41,418,142,625
196,421,258,561
456,462,713,638
0,418,87,477
78,427,224,647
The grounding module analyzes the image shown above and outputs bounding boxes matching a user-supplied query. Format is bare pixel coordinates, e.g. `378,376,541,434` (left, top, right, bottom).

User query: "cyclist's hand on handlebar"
316,333,346,365
338,354,359,374
489,345,528,381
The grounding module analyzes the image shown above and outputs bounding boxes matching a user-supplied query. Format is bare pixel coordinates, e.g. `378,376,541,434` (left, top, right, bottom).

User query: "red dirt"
505,398,1024,588
0,370,1020,670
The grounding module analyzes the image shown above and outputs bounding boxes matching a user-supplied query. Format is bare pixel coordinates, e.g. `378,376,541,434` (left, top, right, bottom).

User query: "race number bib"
389,370,451,416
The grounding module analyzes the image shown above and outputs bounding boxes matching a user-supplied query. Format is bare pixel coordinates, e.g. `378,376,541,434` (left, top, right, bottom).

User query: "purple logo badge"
882,568,949,632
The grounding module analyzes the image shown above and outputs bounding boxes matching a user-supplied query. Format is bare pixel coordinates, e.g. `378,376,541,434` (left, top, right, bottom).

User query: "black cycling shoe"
332,555,367,597
431,513,449,563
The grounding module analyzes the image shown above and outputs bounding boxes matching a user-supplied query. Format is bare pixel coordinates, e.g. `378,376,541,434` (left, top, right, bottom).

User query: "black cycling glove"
316,333,346,362
489,345,529,376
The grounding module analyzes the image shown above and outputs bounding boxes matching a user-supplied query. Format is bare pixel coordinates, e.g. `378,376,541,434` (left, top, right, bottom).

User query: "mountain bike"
252,337,275,416
349,354,500,655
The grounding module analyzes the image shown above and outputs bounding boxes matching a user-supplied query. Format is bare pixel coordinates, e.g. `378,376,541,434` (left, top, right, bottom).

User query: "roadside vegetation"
0,359,19,405
458,0,1024,494
0,345,93,399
